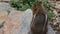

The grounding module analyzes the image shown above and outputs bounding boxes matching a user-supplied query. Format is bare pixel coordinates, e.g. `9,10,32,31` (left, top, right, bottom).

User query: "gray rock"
3,11,24,34
16,9,33,34
0,2,15,12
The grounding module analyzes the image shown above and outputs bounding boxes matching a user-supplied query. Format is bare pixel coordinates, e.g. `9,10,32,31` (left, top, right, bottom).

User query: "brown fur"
31,2,48,34
33,2,46,15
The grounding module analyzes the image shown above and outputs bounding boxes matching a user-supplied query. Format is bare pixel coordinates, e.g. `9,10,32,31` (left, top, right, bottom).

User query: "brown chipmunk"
30,2,48,34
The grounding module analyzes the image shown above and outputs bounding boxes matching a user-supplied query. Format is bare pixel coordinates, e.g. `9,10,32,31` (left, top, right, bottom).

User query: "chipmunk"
31,2,48,34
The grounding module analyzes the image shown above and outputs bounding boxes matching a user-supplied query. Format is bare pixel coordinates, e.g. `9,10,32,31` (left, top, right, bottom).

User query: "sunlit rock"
3,11,24,34
17,9,33,34
0,11,7,34
0,11,7,27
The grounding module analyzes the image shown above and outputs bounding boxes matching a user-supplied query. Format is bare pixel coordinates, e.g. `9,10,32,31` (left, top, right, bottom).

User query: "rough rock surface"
0,2,15,12
3,11,24,34
0,11,7,34
17,9,33,34
0,2,25,34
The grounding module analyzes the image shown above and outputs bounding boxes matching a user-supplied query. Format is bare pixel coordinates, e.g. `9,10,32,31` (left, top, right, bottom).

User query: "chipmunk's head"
33,2,46,15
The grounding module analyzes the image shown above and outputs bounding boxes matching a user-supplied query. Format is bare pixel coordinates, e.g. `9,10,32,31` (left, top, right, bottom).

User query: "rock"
0,11,7,34
55,1,60,9
3,11,24,34
0,2,10,11
0,2,15,12
53,9,58,15
0,11,7,27
17,9,33,34
47,24,55,34
0,28,4,34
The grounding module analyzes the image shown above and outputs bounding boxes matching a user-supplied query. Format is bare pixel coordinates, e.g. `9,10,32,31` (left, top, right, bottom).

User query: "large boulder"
0,11,7,34
17,9,33,34
3,11,24,34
